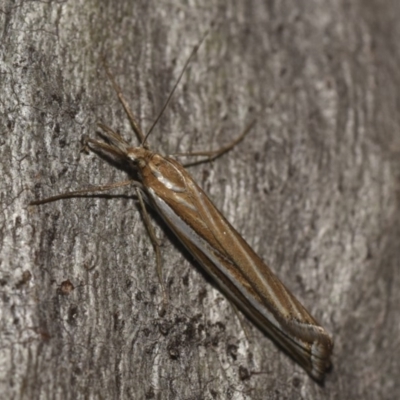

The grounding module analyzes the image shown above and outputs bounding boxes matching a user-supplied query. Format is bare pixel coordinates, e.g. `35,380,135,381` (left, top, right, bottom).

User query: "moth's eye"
127,155,137,163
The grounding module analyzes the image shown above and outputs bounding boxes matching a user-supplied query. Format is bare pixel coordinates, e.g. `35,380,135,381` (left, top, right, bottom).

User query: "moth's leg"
101,58,146,144
30,180,141,206
135,187,168,316
179,82,286,167
102,27,210,148
176,120,256,168
229,301,253,343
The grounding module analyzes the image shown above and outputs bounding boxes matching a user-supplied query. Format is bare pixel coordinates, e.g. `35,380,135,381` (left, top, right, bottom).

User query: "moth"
31,31,333,381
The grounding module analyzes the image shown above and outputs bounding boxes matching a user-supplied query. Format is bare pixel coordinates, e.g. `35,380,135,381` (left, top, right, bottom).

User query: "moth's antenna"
141,26,211,147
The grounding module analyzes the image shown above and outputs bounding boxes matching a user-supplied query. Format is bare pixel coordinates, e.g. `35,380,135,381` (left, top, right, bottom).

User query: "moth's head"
87,123,154,174
126,147,148,169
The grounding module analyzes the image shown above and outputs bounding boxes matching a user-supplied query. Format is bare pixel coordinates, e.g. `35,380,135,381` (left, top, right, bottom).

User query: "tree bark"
1,0,399,399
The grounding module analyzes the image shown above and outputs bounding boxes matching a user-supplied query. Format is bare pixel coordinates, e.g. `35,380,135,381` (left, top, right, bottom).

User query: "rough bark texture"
1,1,399,399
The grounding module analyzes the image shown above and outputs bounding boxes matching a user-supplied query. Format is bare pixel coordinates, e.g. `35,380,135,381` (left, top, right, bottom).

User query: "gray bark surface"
1,1,399,399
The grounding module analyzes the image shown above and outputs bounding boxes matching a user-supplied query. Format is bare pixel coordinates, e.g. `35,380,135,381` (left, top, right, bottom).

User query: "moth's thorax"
127,147,189,194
